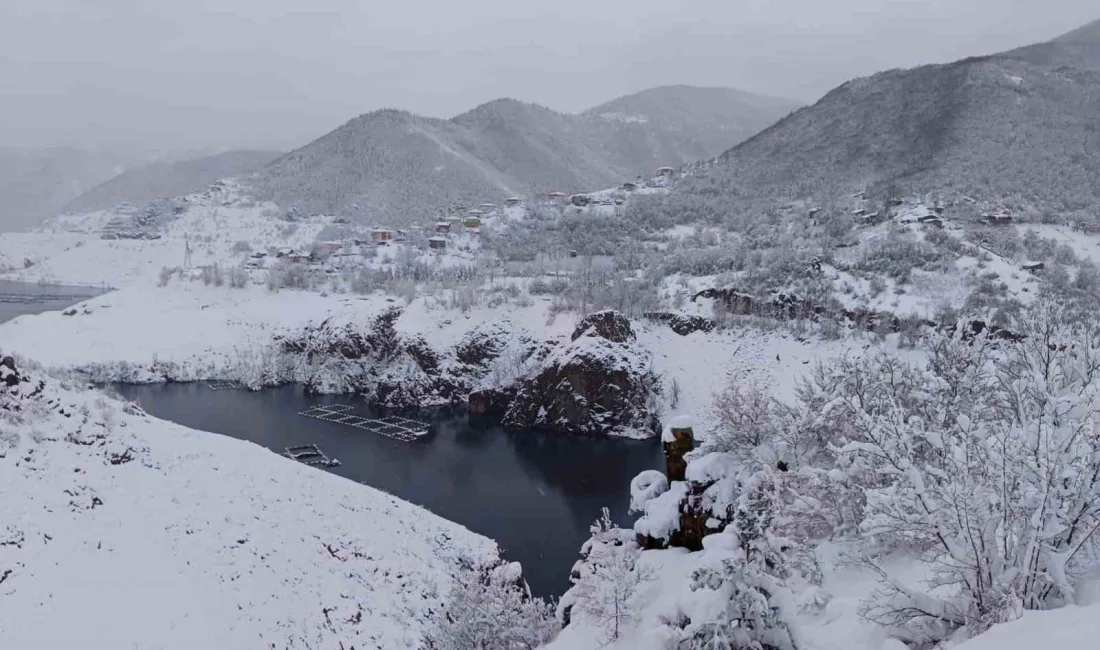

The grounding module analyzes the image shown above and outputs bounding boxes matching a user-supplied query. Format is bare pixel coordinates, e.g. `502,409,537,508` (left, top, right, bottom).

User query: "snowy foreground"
0,359,499,649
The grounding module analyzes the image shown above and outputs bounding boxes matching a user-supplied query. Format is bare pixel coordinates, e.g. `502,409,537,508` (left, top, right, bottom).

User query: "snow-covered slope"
951,604,1100,650
0,357,499,649
678,18,1100,220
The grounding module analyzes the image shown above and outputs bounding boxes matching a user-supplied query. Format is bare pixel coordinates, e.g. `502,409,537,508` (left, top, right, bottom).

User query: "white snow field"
0,359,499,649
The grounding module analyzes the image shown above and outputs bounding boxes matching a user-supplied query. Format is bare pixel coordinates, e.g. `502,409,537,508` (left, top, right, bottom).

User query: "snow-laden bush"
709,382,780,460
769,301,1100,643
685,299,1100,644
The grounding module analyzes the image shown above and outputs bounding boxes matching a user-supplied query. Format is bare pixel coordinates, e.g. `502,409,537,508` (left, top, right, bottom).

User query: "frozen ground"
0,360,499,649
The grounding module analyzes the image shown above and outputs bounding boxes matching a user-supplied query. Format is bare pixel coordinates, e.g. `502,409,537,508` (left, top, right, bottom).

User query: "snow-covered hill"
0,356,499,649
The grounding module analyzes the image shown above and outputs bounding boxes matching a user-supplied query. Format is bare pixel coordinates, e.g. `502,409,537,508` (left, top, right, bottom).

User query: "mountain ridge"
62,150,281,214
674,20,1100,221
245,85,800,223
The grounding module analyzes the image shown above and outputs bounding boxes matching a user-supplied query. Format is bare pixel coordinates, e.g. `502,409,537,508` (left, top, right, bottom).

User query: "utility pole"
184,235,193,269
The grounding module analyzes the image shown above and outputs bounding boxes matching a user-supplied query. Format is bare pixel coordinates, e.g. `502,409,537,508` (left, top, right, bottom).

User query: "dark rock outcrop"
643,311,716,336
571,310,634,343
504,311,660,437
1,356,24,387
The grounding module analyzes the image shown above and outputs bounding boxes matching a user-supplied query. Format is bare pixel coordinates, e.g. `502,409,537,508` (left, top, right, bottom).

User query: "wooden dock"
283,444,340,467
298,404,431,442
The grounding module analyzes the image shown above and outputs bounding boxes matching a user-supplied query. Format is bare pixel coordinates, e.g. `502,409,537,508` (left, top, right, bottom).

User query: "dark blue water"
113,382,663,599
0,280,108,324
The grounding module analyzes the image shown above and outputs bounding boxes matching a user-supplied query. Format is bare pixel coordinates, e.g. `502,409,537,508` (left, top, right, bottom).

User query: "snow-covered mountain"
676,19,1100,221
61,150,281,215
245,85,798,224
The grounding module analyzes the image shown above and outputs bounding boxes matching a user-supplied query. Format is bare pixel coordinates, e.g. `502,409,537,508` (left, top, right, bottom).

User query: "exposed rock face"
272,307,456,408
468,387,514,417
633,446,739,552
693,286,1024,341
503,311,660,438
266,311,549,411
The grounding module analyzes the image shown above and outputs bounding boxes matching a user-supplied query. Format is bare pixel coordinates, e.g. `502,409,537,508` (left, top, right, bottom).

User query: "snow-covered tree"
426,564,557,650
687,472,803,650
569,508,653,642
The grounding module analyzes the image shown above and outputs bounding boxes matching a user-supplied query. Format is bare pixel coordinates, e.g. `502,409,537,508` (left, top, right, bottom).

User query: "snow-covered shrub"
849,226,952,283
228,265,249,289
200,263,225,287
425,565,558,650
157,265,180,287
267,261,314,291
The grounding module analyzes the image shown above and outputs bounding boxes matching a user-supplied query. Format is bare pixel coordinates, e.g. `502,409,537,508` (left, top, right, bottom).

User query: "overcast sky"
1,0,1096,155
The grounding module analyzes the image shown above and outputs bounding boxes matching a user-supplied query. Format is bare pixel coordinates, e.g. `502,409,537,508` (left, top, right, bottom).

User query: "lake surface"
113,382,664,598
0,280,108,324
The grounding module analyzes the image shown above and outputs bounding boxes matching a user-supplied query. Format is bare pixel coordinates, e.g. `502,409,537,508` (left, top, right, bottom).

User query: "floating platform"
283,444,340,467
207,381,241,391
298,404,431,442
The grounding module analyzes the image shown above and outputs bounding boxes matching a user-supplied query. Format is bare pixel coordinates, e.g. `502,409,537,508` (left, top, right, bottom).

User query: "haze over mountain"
247,85,799,223
0,147,142,231
63,150,281,215
676,18,1100,219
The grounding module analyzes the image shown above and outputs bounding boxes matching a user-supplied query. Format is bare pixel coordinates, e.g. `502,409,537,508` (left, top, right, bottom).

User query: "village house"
463,215,482,229
570,194,591,207
504,196,523,207
313,241,343,259
547,191,567,202
1022,261,1045,274
428,236,447,250
918,215,945,228
621,182,638,192
657,166,675,176
478,203,495,212
370,228,394,243
983,213,1013,226
435,221,451,234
